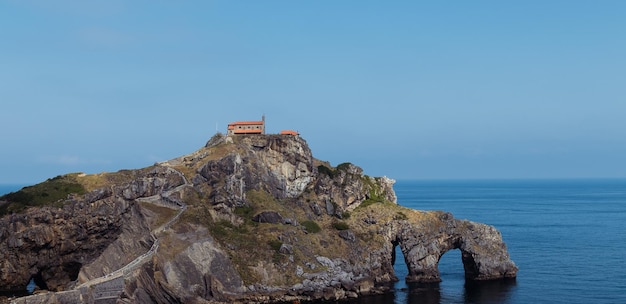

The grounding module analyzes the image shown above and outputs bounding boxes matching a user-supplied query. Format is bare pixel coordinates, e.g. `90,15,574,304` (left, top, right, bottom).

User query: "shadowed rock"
252,211,283,224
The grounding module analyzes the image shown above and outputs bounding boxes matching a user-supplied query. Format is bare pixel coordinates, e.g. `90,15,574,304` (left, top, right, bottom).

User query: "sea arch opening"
391,240,410,294
437,249,465,282
392,235,481,283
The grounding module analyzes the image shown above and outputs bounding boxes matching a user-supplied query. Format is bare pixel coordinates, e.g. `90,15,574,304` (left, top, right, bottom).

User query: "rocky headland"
0,134,517,303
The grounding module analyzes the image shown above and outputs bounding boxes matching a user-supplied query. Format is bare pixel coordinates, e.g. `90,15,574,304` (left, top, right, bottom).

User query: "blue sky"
1,1,625,184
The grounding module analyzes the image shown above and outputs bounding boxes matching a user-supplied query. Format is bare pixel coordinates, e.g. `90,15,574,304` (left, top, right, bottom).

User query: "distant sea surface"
0,185,25,196
2,180,626,303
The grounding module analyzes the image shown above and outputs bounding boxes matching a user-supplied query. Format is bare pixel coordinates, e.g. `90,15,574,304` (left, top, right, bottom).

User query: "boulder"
252,211,284,224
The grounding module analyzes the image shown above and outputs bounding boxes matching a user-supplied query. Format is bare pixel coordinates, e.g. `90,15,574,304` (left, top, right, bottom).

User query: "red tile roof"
228,121,264,126
280,130,299,135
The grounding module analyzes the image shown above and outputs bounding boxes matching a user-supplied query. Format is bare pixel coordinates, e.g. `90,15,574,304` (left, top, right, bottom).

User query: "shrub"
301,220,321,233
332,221,350,230
234,205,255,218
267,239,283,252
208,221,229,238
358,199,379,209
394,212,408,220
208,219,249,240
317,165,335,178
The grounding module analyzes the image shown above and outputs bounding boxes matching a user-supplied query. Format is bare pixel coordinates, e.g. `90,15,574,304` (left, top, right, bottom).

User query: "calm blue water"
3,180,626,303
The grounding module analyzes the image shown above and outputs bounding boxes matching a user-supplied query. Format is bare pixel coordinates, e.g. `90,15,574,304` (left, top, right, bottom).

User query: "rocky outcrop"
392,212,517,282
252,211,284,224
196,135,315,207
152,232,245,303
315,162,397,212
0,166,184,292
0,197,144,292
0,134,517,303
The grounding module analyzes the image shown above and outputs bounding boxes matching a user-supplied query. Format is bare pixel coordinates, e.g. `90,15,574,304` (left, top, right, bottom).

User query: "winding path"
86,166,190,285
12,166,191,303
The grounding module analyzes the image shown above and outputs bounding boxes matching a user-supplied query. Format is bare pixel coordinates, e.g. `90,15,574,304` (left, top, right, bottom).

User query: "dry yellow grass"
138,202,179,230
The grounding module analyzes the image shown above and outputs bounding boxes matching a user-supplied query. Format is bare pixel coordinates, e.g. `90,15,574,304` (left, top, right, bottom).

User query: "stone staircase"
11,167,189,304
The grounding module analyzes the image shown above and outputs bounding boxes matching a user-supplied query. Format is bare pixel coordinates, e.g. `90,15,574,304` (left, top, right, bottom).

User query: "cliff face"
0,166,187,292
0,134,517,303
0,194,150,291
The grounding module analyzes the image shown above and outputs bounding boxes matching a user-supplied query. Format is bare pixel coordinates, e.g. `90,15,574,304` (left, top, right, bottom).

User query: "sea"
2,179,626,303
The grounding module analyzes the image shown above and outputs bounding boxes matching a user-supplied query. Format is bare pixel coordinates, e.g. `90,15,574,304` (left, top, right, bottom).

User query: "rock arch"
393,212,517,283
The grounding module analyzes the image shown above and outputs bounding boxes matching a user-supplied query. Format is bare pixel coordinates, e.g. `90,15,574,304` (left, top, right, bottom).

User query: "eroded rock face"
0,134,516,304
0,166,183,292
197,135,316,207
314,163,397,211
0,197,139,291
392,212,517,283
161,239,244,302
264,211,517,303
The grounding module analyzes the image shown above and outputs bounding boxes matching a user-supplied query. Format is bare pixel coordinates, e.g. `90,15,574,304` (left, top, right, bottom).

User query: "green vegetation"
332,221,350,230
208,219,249,238
246,189,278,209
356,175,393,210
318,162,352,179
269,241,286,264
317,165,335,178
394,211,408,220
302,220,321,233
358,199,379,209
234,205,255,220
192,189,299,283
0,174,86,215
207,220,229,238
267,239,283,252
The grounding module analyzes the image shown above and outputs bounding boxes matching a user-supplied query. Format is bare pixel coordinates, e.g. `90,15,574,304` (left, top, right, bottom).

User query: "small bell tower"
262,114,266,134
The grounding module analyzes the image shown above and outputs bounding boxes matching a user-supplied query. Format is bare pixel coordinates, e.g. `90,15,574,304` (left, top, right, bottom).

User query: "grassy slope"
0,168,148,216
0,174,86,215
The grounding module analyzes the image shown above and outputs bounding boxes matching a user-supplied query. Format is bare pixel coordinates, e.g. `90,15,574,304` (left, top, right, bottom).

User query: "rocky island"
0,134,517,303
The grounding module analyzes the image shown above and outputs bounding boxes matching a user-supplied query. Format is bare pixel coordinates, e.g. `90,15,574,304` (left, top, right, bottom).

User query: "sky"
1,1,626,184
